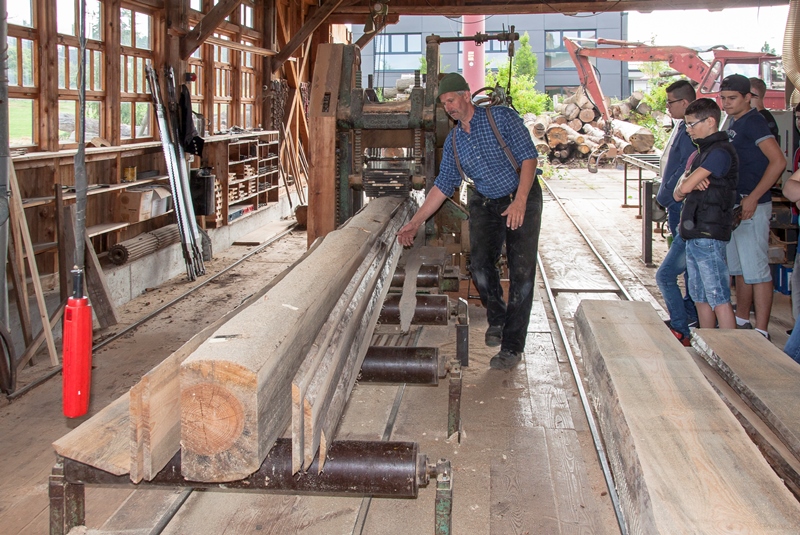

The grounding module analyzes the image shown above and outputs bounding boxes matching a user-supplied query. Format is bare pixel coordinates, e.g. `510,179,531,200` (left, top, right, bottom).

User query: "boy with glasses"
673,98,738,330
656,80,699,346
720,74,784,339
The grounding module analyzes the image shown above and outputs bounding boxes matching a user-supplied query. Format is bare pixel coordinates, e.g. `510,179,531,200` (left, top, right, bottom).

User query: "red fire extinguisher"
62,278,92,417
63,0,93,418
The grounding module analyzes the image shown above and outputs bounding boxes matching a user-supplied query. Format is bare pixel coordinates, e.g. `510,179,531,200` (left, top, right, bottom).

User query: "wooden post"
306,44,343,247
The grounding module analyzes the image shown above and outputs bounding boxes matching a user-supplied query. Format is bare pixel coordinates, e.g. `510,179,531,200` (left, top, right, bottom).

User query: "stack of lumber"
525,86,657,164
53,196,412,485
179,196,410,482
575,300,800,533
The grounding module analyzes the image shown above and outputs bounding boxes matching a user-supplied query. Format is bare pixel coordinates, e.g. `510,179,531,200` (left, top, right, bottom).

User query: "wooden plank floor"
4,168,799,534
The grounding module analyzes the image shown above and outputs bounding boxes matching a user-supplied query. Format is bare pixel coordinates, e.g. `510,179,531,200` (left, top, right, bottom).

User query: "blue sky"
628,6,790,54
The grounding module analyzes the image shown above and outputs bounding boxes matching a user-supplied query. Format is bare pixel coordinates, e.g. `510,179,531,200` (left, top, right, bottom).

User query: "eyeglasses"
685,117,707,129
666,99,684,106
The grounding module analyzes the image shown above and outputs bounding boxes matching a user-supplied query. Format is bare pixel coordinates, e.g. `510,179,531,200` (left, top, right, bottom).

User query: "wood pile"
525,86,661,164
179,196,410,482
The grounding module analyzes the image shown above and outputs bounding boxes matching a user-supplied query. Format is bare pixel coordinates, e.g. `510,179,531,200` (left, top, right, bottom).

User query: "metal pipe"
0,0,9,329
62,439,425,498
378,294,449,325
390,265,440,288
359,346,439,384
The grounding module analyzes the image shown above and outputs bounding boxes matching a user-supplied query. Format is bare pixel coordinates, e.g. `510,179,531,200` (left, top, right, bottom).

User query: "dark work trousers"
468,180,543,354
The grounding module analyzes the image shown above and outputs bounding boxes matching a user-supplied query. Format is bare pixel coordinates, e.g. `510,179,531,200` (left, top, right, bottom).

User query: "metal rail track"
539,179,637,535
7,224,299,400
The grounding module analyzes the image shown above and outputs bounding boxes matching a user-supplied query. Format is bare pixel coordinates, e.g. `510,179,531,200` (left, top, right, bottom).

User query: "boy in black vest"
673,98,738,330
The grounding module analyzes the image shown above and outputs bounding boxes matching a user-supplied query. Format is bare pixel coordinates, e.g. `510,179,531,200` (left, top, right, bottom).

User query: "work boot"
485,325,502,347
670,328,691,347
489,349,521,370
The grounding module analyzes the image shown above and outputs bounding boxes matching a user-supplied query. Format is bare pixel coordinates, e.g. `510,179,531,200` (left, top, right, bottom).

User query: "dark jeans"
468,182,543,354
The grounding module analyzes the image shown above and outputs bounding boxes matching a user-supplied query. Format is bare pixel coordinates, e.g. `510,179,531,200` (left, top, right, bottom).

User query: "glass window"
86,0,102,41
190,0,202,10
374,34,424,72
57,0,76,36
9,99,34,146
241,5,253,28
545,30,596,70
8,0,33,28
135,12,151,50
121,8,133,47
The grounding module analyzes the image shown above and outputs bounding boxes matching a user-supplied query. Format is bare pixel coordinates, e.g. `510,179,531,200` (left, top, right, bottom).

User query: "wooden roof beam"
272,0,345,74
180,0,244,60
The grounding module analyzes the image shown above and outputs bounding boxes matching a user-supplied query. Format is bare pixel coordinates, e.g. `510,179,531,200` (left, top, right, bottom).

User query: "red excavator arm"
564,37,785,114
564,37,713,121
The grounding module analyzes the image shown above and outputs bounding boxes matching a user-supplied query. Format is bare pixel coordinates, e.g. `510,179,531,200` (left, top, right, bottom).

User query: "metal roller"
59,439,427,498
379,294,449,325
391,265,441,288
360,346,439,385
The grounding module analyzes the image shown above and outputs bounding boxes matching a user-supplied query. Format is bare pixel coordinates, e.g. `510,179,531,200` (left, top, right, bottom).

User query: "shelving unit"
11,142,174,273
201,131,281,228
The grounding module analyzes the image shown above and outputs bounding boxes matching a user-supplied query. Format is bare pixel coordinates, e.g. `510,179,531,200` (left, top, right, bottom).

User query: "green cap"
437,73,470,98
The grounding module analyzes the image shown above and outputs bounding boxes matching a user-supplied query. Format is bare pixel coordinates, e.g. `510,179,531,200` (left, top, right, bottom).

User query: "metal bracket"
447,360,462,443
433,459,453,535
456,297,469,367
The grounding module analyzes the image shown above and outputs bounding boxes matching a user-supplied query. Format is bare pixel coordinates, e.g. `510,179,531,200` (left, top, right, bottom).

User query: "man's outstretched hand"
397,220,421,247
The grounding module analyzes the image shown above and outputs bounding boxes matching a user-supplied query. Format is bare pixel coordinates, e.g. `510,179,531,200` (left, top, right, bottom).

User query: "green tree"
513,32,538,78
485,32,550,115
761,41,777,55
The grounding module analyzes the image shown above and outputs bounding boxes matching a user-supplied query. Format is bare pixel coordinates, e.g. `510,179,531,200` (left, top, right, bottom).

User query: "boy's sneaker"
485,325,503,347
736,322,753,330
670,328,691,347
489,349,522,370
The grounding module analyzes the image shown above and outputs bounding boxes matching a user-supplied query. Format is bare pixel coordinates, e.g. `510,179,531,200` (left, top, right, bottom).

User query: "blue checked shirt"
435,106,538,199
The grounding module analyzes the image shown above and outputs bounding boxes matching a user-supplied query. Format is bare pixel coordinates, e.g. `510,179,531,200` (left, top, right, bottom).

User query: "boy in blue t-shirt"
673,98,738,330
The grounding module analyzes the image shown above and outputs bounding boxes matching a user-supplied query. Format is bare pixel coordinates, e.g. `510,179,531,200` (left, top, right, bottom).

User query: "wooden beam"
575,300,800,533
205,35,275,56
180,0,244,60
271,0,345,74
179,197,408,482
129,236,322,483
692,330,800,465
53,393,131,476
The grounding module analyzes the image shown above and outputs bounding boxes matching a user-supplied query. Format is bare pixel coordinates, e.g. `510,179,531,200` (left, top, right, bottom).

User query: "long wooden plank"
179,197,409,482
575,300,800,533
692,329,800,465
9,162,59,366
317,233,403,470
690,350,800,499
52,393,131,475
130,232,325,483
291,243,382,473
304,244,387,470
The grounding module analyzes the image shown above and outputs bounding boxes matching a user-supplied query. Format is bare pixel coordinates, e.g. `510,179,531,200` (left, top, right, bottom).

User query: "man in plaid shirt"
397,73,543,370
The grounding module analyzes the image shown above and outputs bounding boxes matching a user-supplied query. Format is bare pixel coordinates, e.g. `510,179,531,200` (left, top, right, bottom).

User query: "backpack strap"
451,106,521,184
486,107,520,175
452,133,468,182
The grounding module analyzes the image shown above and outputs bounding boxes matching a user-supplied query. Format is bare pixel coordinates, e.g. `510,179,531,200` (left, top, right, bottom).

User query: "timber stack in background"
524,87,669,163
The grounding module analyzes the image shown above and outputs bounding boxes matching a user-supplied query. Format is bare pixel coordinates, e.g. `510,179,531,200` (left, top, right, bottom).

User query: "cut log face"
179,196,411,482
611,119,655,153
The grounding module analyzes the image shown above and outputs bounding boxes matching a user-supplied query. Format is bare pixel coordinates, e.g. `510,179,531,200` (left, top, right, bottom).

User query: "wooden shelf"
22,176,170,208
86,210,174,238
229,156,258,165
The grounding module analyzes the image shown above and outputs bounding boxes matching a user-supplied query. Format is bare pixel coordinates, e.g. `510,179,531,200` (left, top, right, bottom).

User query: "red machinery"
564,37,785,120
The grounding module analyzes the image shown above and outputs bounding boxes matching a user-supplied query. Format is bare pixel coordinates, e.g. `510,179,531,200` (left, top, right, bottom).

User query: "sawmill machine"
332,31,519,248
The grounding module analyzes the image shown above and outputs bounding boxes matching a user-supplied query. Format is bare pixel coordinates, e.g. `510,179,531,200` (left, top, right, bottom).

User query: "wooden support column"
38,0,59,151
307,44,343,247
103,0,121,145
